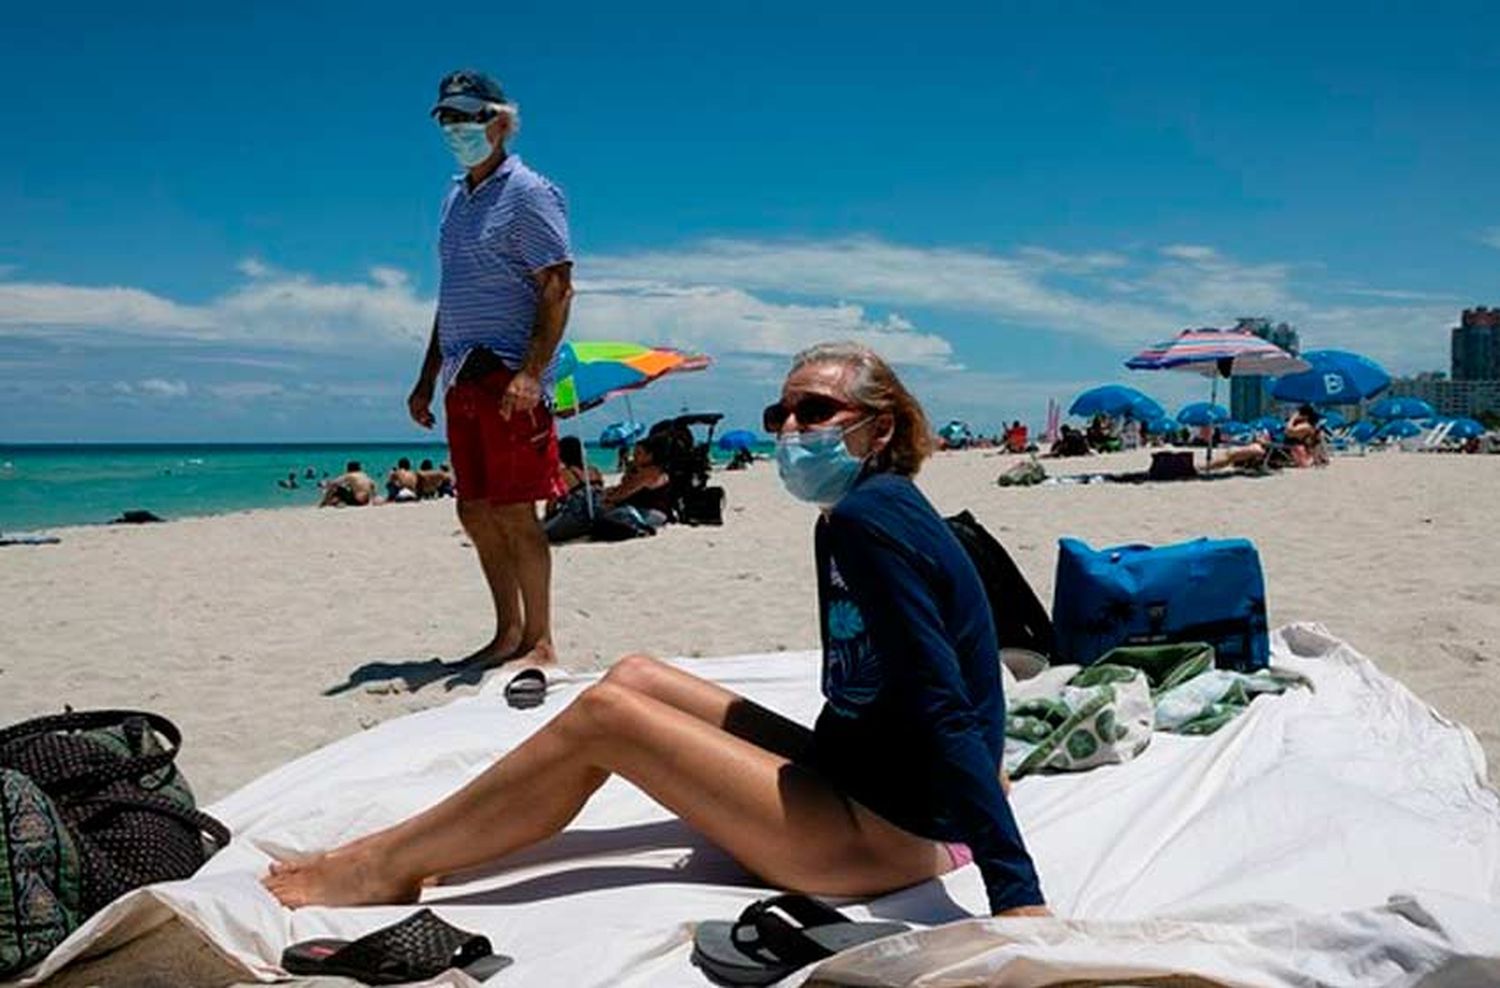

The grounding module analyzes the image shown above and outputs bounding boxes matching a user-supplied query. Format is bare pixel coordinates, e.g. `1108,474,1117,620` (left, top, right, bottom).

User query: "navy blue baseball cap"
431,69,508,116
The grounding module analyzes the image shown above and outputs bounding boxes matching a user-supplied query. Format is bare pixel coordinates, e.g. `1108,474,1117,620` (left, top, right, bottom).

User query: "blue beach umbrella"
1069,385,1165,421
1318,409,1348,430
598,421,647,448
1143,416,1179,436
1369,396,1436,421
1177,402,1231,427
1445,418,1486,440
716,429,759,451
1349,421,1378,443
1270,350,1391,405
1376,419,1423,440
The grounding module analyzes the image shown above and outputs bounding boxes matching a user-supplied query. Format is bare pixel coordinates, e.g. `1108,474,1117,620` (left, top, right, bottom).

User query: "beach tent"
19,626,1500,987
938,420,974,448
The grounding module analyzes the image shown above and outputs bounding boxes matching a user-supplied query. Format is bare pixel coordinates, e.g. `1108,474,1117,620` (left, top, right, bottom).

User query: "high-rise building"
1228,317,1300,421
1452,307,1500,381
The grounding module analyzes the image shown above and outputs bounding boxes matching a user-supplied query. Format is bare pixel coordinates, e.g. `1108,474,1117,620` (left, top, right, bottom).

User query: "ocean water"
0,441,760,533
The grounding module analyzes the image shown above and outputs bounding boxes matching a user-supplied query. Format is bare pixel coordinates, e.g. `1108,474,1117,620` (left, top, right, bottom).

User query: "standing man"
407,69,573,670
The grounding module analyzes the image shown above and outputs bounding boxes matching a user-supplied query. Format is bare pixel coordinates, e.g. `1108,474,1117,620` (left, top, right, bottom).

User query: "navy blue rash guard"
804,471,1044,913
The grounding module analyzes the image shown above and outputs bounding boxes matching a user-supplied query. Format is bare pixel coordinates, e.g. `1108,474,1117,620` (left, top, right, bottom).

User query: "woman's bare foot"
262,845,424,909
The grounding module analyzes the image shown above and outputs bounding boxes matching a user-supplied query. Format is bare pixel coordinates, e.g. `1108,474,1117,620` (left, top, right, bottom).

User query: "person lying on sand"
318,461,377,507
265,342,1048,920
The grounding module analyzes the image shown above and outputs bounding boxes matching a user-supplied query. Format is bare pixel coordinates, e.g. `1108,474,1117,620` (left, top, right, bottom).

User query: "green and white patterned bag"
0,769,84,978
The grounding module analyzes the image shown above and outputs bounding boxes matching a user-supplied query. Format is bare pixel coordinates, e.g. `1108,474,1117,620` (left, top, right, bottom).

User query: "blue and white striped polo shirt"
436,154,572,390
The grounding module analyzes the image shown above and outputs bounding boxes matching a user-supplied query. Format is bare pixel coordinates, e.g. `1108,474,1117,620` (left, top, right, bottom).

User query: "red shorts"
445,369,564,505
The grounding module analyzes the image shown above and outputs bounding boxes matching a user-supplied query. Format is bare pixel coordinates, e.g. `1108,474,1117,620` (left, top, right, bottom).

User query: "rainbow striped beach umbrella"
1128,327,1306,464
552,341,711,419
1127,327,1308,378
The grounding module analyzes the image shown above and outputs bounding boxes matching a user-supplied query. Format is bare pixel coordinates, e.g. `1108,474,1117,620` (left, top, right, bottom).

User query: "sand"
1,447,1497,802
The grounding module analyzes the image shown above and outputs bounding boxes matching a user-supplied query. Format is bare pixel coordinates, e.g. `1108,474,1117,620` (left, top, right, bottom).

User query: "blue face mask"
441,123,494,168
776,421,871,507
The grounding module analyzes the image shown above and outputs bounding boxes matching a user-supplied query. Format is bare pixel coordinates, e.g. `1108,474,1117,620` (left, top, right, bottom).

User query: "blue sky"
2,1,1496,441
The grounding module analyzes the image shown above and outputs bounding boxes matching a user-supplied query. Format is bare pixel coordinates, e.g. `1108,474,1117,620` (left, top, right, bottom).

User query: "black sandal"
691,893,909,986
281,907,512,984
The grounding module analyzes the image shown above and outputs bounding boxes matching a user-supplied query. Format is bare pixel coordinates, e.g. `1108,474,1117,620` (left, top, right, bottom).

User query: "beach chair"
1404,419,1453,453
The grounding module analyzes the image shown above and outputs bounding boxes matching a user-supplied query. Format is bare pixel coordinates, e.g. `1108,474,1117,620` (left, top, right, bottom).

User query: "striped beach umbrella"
1127,328,1308,378
1128,327,1306,464
552,341,711,419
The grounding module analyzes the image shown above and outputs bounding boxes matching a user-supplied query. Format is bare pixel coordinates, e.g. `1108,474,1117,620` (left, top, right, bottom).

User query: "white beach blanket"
12,624,1500,987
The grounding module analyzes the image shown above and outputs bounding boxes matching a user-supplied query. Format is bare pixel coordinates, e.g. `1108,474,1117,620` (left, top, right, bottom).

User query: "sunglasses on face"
435,109,494,127
763,394,859,433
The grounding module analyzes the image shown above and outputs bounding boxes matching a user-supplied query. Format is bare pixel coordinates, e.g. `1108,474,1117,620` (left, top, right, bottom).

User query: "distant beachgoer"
726,447,755,470
318,461,377,507
403,68,573,670
543,437,606,542
1207,405,1325,472
304,466,317,480
1050,424,1089,457
264,340,1048,921
386,457,420,502
278,472,299,490
615,445,631,474
601,435,673,527
1004,420,1029,454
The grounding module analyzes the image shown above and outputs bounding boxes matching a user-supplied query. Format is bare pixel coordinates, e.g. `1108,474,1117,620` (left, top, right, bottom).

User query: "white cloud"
573,280,958,368
0,264,431,349
113,378,190,398
1482,228,1500,250
237,258,272,279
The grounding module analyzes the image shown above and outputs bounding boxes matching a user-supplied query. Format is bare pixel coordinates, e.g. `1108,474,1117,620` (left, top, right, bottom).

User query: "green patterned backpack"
0,711,230,978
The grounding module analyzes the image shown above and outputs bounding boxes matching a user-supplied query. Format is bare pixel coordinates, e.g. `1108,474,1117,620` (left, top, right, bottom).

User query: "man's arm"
407,313,441,429
500,263,574,418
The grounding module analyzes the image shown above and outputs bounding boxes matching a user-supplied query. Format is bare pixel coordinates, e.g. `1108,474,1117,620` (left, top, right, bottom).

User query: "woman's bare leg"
264,676,945,908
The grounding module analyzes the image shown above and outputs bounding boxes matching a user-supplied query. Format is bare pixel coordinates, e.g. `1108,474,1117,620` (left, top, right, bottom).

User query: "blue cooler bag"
1052,537,1269,670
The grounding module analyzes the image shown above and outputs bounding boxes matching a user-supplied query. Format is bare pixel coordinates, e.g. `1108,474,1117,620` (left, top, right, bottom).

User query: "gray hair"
789,341,934,475
487,102,522,141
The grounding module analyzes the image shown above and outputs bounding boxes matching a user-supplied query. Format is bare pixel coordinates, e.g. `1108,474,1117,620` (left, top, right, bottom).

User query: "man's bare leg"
495,501,554,668
456,500,523,664
264,678,950,909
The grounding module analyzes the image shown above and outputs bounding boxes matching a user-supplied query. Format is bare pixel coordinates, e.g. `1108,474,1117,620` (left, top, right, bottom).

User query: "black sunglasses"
763,394,859,433
434,108,495,127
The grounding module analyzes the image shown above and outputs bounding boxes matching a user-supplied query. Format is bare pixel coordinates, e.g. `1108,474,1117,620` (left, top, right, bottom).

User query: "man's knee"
602,653,664,691
456,499,491,534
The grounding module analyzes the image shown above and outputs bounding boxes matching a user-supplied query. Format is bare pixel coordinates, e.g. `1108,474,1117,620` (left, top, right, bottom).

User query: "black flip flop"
691,893,909,986
282,907,512,984
504,668,548,710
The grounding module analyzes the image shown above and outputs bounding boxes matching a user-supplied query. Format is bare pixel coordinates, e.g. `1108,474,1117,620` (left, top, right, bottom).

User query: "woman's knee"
602,652,666,692
568,680,645,740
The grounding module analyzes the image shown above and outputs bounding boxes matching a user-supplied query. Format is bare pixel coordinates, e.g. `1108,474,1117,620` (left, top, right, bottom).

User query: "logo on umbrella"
1323,374,1345,396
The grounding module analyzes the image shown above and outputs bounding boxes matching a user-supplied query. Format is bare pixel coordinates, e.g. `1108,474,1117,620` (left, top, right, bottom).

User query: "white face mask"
441,122,494,168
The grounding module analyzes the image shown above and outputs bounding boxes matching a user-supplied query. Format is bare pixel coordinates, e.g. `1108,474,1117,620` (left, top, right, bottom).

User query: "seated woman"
600,435,674,528
1207,404,1326,472
544,437,608,543
265,341,1049,919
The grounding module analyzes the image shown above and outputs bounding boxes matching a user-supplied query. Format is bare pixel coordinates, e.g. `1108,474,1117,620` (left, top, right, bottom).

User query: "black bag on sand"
946,511,1056,658
0,711,231,915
